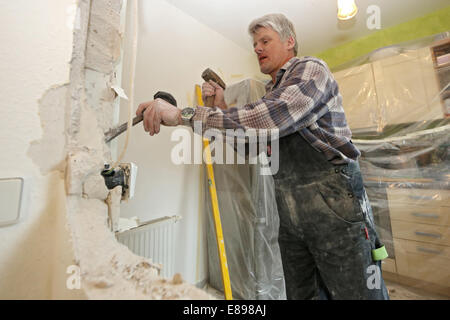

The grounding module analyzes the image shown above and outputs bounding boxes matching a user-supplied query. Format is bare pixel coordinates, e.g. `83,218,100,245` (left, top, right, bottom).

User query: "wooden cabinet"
372,50,431,125
391,220,450,246
333,45,446,131
394,238,450,287
386,188,449,207
386,188,450,294
419,47,445,121
389,204,449,226
381,257,397,273
333,42,450,296
429,38,450,118
333,64,380,130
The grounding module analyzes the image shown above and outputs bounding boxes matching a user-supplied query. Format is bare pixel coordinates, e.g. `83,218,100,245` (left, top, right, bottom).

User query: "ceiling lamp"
337,0,358,20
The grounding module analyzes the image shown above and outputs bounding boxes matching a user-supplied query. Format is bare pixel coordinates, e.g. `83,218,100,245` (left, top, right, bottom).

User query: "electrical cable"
109,0,138,171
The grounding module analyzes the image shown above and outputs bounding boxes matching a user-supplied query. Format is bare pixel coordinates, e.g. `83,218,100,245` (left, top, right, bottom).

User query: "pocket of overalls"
315,173,365,224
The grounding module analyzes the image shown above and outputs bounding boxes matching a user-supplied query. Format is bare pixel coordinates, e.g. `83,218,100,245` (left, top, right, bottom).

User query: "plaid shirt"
192,56,360,164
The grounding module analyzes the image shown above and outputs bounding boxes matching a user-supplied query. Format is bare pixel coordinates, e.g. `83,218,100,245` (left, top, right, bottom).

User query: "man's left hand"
136,98,181,136
202,80,228,110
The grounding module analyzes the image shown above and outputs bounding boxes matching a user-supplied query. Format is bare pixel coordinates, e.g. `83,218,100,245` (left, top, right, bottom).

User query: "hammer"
104,91,177,143
201,68,226,107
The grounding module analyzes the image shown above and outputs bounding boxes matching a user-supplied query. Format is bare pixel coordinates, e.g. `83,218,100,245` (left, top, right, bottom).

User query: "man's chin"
259,66,270,75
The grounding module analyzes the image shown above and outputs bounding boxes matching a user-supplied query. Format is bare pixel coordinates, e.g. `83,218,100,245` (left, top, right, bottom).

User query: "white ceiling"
165,0,450,55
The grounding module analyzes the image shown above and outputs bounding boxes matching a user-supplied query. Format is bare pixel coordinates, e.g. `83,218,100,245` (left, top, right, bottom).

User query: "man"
137,13,389,300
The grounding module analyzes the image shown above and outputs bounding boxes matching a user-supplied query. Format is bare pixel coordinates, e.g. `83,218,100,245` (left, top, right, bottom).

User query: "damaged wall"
117,0,264,286
0,0,83,299
64,0,211,300
1,0,212,299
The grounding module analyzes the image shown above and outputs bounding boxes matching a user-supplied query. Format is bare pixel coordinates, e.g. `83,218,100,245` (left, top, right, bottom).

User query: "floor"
203,284,228,300
384,280,448,300
203,282,449,300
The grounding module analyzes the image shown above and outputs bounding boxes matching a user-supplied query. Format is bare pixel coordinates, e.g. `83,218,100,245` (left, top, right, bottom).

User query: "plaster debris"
92,277,114,289
66,196,212,299
111,85,129,100
117,216,139,232
172,273,183,285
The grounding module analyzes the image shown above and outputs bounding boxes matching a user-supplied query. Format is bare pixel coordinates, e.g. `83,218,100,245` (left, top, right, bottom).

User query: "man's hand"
202,80,228,110
136,98,181,136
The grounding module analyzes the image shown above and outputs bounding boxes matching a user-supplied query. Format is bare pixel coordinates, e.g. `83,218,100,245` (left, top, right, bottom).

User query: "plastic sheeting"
205,32,449,300
205,78,286,300
332,33,450,298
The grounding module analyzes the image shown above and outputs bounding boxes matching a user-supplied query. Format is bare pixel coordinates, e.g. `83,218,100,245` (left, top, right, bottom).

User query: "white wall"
0,0,84,299
118,0,263,285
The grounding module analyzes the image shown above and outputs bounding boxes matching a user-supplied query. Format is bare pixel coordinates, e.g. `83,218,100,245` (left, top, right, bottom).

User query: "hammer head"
201,68,226,89
154,91,177,106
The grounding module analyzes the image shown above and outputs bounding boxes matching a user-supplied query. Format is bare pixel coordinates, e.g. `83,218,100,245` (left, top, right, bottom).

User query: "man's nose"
254,44,263,54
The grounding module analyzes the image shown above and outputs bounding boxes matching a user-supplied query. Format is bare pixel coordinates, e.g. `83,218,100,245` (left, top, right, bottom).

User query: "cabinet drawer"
394,238,450,287
381,258,396,273
391,220,450,246
389,204,449,226
386,188,450,207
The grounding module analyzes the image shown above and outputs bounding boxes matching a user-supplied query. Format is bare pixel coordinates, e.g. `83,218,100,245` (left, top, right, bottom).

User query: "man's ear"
286,36,295,51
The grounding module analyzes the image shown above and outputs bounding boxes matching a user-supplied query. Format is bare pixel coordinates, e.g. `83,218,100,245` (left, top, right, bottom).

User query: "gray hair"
248,13,298,55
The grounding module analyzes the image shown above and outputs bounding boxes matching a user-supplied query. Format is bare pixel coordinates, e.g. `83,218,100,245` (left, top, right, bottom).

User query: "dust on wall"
29,0,212,299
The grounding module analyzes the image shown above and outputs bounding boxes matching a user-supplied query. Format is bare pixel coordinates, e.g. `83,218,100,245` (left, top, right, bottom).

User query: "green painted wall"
315,5,450,70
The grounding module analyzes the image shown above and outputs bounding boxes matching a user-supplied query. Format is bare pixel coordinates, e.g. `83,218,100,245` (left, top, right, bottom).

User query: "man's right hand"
202,80,227,110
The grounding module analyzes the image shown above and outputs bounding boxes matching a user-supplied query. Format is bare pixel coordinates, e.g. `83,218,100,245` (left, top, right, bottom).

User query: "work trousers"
272,132,389,300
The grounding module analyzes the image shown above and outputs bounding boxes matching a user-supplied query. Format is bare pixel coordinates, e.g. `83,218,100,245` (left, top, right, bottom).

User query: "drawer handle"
408,195,436,201
416,247,443,255
414,231,442,239
411,212,439,219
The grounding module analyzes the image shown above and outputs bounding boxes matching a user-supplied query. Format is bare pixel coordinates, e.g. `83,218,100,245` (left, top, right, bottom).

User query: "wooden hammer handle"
205,96,215,108
201,68,226,108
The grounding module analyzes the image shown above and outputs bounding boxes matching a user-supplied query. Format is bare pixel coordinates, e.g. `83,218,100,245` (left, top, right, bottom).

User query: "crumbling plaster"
0,0,83,299
30,0,211,299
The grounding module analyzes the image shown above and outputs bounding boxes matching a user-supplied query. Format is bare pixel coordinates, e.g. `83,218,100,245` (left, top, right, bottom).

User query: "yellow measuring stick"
195,84,232,300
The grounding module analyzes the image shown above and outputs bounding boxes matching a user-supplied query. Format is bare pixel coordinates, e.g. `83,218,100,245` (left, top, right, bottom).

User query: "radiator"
115,215,181,278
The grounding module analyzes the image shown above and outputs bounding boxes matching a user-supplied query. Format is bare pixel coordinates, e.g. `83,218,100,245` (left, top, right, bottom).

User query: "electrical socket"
118,162,138,201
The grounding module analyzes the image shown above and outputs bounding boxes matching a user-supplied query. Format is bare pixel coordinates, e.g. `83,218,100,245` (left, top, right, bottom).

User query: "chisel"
104,91,177,143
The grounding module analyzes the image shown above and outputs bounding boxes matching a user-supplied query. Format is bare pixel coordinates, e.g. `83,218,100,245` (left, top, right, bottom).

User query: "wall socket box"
0,177,27,227
120,162,137,201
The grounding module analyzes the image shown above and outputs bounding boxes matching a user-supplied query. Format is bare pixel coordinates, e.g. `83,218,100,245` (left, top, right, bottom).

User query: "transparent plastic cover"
205,78,286,300
332,33,449,298
205,32,449,300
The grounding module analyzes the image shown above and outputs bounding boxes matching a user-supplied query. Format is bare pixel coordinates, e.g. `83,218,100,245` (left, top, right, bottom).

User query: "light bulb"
337,0,358,20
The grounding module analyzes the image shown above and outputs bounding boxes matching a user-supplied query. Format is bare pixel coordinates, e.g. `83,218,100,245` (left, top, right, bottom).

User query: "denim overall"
272,132,390,300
